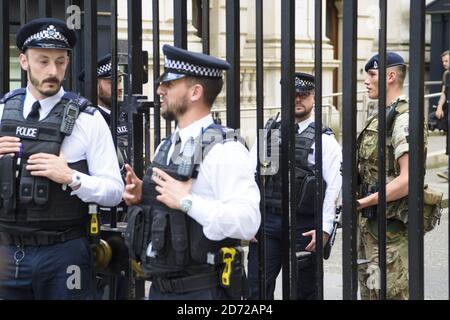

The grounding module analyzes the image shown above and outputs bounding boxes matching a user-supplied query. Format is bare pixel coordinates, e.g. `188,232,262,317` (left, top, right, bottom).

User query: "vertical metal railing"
38,0,51,17
314,0,324,300
65,0,77,92
152,0,161,149
110,0,119,233
174,0,187,49
280,0,296,300
201,0,210,55
20,0,27,88
342,0,359,300
170,0,187,135
128,0,143,95
127,0,143,176
408,0,426,301
255,0,266,300
0,0,9,97
83,0,97,103
448,10,450,302
377,0,388,300
226,0,240,129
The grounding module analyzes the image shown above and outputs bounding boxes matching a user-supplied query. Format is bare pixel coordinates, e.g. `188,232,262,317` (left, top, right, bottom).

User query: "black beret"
16,18,76,52
156,44,230,83
78,54,125,82
365,52,406,72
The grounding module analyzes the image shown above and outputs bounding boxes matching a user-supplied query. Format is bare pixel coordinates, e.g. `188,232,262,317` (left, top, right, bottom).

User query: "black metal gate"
0,0,445,300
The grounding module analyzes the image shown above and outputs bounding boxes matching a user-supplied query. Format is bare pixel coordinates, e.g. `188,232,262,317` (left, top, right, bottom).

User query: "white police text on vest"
16,126,39,139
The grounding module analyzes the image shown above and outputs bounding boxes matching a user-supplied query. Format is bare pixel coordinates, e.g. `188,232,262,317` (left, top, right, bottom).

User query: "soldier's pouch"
367,218,406,243
0,155,16,218
423,184,443,233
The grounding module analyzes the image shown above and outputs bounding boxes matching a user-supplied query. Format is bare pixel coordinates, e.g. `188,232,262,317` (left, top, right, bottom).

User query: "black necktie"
27,101,41,122
295,123,300,133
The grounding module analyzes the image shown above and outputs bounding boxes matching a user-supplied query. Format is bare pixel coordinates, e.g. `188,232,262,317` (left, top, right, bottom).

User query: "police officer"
357,52,424,300
79,54,129,212
123,45,261,300
0,18,124,299
247,73,342,300
435,50,449,180
78,54,125,127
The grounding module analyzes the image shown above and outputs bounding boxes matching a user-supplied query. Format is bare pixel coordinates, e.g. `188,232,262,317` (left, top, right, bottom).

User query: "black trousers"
247,212,317,300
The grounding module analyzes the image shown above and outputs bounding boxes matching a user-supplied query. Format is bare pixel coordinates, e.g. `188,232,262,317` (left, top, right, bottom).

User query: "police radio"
60,100,80,136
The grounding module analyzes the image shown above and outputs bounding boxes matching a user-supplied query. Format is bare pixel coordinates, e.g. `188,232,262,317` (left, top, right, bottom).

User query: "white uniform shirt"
155,114,261,241
0,87,124,207
251,115,342,235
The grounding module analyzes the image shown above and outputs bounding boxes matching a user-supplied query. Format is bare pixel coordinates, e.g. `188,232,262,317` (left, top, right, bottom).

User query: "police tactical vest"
357,96,411,223
125,124,244,279
264,122,331,227
0,88,96,232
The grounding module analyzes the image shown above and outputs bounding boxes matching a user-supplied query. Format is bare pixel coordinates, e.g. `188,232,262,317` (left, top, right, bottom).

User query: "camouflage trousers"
357,217,409,300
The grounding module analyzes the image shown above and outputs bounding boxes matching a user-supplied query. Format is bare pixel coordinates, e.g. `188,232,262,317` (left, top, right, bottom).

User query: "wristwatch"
68,171,82,189
179,195,193,213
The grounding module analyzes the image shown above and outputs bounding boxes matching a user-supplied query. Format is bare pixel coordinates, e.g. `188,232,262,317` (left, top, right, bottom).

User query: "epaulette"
0,88,26,104
308,122,334,136
82,106,97,115
202,123,247,147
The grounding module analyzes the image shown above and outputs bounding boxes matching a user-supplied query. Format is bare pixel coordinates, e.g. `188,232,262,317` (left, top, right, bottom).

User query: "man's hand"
436,107,444,119
123,164,143,205
152,167,192,211
0,136,21,158
26,152,73,184
302,230,330,252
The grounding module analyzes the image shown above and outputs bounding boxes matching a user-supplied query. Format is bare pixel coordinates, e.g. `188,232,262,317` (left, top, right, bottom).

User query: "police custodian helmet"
156,44,230,83
16,18,77,52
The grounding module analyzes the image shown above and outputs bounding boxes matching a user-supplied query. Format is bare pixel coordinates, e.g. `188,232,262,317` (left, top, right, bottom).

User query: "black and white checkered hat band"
164,57,223,78
23,25,69,48
97,62,112,76
295,77,314,89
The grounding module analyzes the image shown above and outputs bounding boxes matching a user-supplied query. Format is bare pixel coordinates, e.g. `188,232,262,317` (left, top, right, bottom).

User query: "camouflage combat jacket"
357,95,425,224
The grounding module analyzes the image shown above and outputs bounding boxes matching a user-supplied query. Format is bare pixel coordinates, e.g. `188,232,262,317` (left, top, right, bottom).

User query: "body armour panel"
0,89,93,231
137,124,243,278
264,122,330,226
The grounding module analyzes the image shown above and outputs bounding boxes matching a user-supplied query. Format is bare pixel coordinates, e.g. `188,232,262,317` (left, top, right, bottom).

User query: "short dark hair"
442,50,449,58
186,77,224,106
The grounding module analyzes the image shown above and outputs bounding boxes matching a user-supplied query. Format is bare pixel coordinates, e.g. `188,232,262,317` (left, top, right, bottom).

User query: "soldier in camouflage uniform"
356,52,427,300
